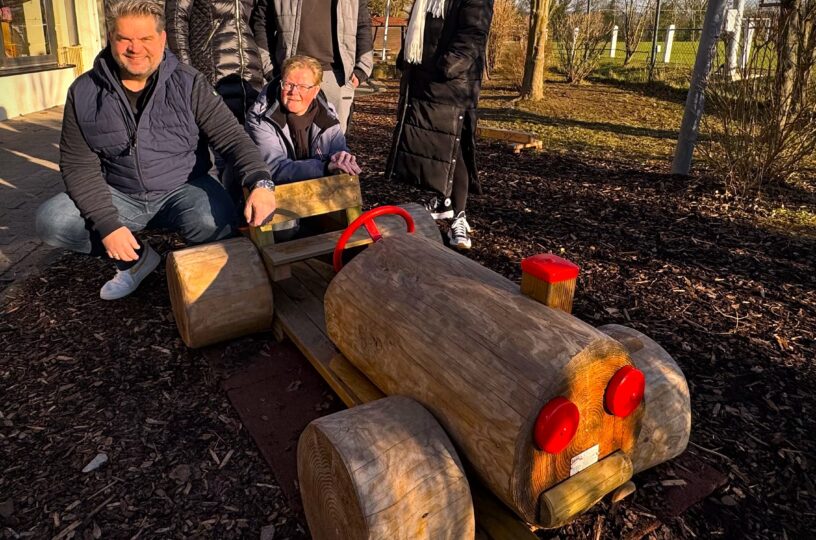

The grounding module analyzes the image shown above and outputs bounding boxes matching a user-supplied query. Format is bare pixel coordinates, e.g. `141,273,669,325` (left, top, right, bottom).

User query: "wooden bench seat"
247,174,440,281
262,205,433,268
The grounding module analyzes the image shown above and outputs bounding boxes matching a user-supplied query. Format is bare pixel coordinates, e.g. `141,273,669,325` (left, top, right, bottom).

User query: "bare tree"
487,0,525,77
702,6,816,195
775,0,816,121
553,10,614,82
620,0,654,64
520,0,553,99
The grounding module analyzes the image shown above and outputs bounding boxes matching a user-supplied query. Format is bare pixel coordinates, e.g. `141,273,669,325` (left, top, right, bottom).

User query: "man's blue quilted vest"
70,48,208,195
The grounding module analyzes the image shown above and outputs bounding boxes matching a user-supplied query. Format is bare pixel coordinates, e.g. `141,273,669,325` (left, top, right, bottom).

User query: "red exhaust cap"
533,397,580,454
605,365,645,417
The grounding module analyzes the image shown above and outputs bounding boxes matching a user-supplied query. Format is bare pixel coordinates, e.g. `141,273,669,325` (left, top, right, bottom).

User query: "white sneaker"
100,244,161,300
448,211,472,250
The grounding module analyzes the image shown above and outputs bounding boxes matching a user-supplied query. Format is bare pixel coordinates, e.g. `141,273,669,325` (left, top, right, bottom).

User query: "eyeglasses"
280,80,318,93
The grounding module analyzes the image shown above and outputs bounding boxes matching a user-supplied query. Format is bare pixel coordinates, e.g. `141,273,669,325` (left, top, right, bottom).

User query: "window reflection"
1,0,51,59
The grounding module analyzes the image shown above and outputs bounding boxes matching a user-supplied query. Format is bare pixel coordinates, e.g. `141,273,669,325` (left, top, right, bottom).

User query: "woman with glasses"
245,55,361,237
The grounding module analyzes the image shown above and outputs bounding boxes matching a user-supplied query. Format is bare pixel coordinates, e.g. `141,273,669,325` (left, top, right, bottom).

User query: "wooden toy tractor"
165,175,691,539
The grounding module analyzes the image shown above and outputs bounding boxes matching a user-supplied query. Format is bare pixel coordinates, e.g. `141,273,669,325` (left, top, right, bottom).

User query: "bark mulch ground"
2,81,815,539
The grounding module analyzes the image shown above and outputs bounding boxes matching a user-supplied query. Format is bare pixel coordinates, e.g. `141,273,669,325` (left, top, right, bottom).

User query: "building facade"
0,0,104,120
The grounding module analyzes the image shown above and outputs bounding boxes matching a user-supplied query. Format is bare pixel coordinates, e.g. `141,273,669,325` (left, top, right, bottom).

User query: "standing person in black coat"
165,0,273,211
385,0,493,250
165,0,271,124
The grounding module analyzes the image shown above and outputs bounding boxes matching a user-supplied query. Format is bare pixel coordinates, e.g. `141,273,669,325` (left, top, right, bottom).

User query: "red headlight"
605,365,645,417
533,397,580,453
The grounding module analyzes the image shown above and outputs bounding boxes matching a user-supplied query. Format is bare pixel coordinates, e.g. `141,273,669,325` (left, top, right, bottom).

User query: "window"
0,0,59,72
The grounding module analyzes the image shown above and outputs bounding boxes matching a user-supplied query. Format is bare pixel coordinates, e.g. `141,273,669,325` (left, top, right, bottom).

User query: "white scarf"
403,0,446,64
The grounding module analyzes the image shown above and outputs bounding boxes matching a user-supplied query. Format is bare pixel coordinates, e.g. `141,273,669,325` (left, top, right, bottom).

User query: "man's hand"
244,187,277,227
351,74,360,89
102,226,140,262
327,151,362,175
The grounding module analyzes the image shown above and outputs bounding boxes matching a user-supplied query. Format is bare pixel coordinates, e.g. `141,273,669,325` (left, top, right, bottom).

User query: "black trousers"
451,144,469,215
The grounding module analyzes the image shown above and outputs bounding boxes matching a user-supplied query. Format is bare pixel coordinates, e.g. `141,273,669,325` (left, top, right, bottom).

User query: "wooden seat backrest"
248,173,362,249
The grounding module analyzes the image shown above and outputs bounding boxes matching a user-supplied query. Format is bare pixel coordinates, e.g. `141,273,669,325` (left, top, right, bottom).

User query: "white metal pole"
725,0,746,78
671,0,730,175
663,24,675,63
740,19,755,69
382,0,392,61
610,25,619,57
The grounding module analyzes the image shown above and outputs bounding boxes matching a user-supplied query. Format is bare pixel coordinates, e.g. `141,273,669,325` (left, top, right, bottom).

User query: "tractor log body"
324,234,641,525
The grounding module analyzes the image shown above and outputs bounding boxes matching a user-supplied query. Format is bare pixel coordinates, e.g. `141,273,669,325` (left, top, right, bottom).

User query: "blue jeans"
36,176,237,257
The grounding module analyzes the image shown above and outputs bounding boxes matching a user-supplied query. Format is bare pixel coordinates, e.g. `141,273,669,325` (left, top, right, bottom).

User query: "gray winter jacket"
266,0,373,82
245,80,349,183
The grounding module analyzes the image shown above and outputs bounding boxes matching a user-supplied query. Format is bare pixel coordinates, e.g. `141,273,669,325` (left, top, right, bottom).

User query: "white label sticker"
570,444,599,476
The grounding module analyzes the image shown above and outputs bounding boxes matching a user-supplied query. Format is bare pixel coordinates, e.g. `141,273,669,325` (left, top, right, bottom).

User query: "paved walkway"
0,107,64,288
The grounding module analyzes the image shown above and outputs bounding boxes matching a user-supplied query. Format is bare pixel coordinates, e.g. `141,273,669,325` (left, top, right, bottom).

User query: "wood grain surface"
298,396,475,540
599,324,691,473
324,233,641,524
166,237,273,348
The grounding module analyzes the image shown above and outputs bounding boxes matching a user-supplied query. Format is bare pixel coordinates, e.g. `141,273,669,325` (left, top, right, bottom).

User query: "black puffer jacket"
386,0,493,197
166,0,271,92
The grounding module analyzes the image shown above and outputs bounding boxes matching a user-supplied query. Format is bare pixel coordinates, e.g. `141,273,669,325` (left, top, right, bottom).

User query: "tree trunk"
775,0,801,124
521,0,551,100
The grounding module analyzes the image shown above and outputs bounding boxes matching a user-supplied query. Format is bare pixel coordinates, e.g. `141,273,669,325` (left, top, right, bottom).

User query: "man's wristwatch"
252,179,276,192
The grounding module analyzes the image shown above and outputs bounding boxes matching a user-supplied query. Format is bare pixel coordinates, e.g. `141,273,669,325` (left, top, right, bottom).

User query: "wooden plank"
472,487,539,540
263,228,372,267
258,174,362,229
272,275,365,407
476,126,538,144
328,356,385,404
285,261,385,405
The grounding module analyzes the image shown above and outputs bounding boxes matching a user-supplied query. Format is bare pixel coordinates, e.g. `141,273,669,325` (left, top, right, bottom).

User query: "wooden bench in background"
476,126,543,154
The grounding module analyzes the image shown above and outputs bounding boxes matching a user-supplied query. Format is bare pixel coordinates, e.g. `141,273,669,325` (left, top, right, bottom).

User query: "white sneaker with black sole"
99,244,161,300
448,211,472,250
423,196,454,220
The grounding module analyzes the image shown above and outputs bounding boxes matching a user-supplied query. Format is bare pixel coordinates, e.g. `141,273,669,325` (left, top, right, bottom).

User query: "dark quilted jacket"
386,0,493,197
165,0,270,91
70,48,207,198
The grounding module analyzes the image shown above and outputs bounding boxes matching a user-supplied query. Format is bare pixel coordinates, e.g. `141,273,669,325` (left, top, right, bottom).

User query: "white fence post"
610,25,619,58
740,19,755,69
571,27,580,64
381,0,392,61
663,24,675,63
725,0,746,77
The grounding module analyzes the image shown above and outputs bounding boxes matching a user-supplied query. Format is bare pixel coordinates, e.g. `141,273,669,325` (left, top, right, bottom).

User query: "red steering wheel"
333,206,415,272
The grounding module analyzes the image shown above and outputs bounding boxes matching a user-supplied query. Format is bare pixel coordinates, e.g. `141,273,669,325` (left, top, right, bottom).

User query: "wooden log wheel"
166,237,274,348
298,396,475,540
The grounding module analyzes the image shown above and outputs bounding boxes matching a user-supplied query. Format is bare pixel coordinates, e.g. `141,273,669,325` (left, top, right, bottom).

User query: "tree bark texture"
521,0,551,100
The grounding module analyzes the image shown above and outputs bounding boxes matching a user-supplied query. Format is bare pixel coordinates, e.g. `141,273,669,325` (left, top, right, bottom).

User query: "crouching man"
36,0,277,300
245,55,361,238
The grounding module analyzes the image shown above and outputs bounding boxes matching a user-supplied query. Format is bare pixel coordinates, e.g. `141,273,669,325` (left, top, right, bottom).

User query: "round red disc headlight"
605,365,645,417
533,397,580,453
